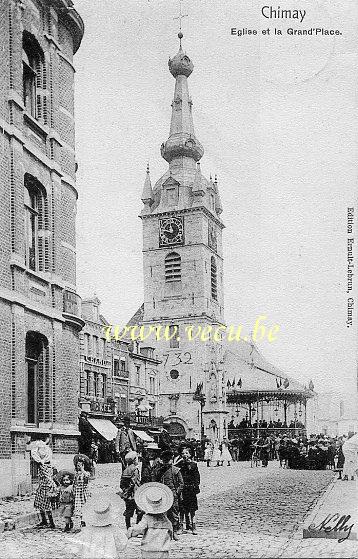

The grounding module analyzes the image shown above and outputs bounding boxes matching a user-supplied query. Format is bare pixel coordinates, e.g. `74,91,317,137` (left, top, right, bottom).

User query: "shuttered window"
211,256,217,300
22,32,47,125
165,252,181,282
24,174,49,273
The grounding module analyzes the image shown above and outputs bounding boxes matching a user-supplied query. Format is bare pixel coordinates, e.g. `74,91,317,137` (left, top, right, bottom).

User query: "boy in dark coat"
155,450,183,540
178,446,200,535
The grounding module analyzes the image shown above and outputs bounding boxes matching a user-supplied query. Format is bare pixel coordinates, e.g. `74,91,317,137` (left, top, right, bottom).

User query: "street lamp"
193,382,206,441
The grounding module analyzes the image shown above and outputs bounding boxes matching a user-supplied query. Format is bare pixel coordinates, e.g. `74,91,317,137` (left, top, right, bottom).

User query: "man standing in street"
115,416,137,468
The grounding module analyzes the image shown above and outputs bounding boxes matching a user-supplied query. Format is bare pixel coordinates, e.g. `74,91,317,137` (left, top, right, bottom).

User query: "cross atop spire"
173,0,188,46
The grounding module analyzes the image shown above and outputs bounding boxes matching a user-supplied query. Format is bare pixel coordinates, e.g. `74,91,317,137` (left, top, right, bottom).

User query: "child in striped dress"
31,444,57,529
72,457,90,533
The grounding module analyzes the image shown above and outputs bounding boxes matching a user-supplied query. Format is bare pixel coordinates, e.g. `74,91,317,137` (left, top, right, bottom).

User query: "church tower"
140,33,227,440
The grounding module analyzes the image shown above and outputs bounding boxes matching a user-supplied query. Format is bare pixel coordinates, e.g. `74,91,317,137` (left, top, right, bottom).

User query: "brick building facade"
79,296,130,420
0,0,83,496
78,297,161,446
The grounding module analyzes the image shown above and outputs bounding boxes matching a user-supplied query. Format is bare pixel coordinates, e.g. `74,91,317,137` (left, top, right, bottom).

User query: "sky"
73,0,357,396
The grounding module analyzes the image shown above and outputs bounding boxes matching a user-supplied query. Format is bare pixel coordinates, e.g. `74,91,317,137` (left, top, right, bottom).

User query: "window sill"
25,267,51,285
10,425,80,436
23,112,49,141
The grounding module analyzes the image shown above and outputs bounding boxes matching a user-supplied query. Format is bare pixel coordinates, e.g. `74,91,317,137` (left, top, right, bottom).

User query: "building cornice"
140,206,225,229
52,0,84,54
129,352,161,365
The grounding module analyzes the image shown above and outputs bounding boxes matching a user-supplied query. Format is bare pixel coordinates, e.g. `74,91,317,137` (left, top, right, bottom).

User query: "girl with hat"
31,443,57,529
127,482,173,559
74,499,126,558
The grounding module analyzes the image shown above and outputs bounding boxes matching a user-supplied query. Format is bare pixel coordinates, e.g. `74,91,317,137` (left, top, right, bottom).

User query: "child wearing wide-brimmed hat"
127,482,174,559
73,499,126,558
31,442,57,529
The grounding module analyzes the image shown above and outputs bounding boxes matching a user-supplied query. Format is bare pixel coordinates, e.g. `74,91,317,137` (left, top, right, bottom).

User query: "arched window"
24,174,49,272
165,252,181,282
211,256,217,300
25,331,49,424
22,32,47,123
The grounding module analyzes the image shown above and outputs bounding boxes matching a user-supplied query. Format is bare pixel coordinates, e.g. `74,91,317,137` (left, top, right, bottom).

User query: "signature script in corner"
309,513,355,543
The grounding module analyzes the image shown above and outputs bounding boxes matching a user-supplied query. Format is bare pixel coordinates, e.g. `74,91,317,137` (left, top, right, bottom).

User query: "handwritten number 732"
163,352,193,367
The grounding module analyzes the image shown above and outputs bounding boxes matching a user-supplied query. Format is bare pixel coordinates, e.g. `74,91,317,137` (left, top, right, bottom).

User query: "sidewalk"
303,476,357,541
276,475,358,558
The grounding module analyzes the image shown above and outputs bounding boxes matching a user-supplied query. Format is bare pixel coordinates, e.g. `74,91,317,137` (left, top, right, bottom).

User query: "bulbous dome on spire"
161,37,203,164
168,45,194,78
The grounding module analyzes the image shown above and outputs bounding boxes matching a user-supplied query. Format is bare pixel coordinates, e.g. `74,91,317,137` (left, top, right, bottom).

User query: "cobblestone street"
1,461,355,558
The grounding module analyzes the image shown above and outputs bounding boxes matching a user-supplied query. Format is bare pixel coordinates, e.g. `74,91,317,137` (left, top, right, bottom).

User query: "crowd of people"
228,418,306,430
29,422,357,558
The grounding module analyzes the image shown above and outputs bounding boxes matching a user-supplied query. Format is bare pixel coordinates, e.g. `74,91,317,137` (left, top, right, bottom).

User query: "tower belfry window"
165,252,181,282
211,256,217,300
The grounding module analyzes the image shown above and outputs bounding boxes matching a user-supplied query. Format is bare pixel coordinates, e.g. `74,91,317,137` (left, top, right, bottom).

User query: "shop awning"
133,430,154,442
87,418,118,441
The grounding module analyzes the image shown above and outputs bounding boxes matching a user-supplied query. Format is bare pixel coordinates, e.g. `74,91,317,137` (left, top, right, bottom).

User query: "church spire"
160,33,204,166
141,163,153,205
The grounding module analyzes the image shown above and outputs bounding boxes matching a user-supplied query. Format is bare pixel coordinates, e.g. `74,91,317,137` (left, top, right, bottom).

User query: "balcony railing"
116,411,164,428
63,290,85,330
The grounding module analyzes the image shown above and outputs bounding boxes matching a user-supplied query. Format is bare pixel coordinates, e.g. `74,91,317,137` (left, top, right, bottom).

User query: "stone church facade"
138,38,228,441
133,36,313,442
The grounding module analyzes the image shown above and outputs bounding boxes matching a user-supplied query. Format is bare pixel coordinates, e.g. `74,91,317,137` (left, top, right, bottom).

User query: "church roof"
223,340,310,396
127,304,144,327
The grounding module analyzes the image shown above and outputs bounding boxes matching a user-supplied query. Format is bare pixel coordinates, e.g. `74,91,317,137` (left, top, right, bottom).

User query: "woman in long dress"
211,440,221,466
220,438,233,466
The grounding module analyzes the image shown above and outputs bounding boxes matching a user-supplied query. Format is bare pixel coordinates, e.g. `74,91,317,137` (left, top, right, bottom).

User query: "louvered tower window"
165,252,181,282
22,32,47,124
211,256,217,300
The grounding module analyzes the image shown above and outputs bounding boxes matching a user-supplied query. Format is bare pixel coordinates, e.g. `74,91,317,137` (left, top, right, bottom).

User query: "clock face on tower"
159,216,184,247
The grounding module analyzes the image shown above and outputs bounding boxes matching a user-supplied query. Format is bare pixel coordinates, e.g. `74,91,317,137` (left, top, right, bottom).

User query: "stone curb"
303,474,338,528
